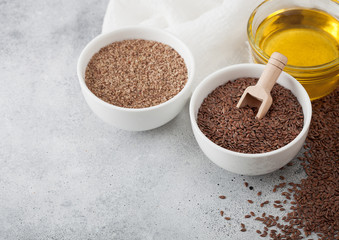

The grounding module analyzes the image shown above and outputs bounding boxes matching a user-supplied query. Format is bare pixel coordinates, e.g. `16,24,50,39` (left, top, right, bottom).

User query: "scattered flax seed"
85,39,187,108
247,200,254,204
219,195,226,199
215,90,338,238
244,182,249,187
279,176,285,180
220,211,224,217
224,217,231,221
240,228,246,232
292,91,339,238
257,191,262,196
245,90,339,239
245,215,251,218
241,223,245,228
287,162,293,166
250,212,255,217
197,78,303,153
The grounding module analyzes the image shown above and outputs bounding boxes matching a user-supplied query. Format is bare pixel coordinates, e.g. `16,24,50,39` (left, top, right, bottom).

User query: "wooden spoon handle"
257,52,288,92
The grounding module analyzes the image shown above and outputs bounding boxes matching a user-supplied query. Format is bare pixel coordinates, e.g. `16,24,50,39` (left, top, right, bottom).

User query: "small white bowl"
189,64,312,175
77,27,195,131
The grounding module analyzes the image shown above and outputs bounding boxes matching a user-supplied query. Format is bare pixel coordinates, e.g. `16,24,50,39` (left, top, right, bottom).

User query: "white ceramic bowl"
77,27,195,131
190,64,312,175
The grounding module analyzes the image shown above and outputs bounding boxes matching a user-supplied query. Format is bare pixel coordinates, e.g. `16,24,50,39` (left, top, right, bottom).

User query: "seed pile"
85,39,188,108
197,77,304,154
292,88,338,239
217,89,339,239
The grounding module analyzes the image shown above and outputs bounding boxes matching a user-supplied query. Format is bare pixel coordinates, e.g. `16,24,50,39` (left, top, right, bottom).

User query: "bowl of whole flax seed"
189,64,312,175
77,27,194,131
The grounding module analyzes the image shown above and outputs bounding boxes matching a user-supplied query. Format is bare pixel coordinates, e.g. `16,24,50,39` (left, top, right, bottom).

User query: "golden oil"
255,8,338,67
250,8,339,100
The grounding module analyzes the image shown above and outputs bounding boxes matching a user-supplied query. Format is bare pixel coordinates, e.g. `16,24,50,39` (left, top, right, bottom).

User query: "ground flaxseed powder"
197,77,304,154
85,39,188,108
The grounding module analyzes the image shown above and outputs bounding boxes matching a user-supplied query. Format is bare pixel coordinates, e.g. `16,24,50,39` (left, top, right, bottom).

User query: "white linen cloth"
102,0,264,88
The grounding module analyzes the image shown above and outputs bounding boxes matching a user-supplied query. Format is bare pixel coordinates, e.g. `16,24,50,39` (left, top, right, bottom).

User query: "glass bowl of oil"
247,0,339,100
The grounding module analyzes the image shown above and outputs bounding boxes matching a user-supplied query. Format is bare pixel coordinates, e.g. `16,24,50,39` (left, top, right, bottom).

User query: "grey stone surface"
0,1,308,239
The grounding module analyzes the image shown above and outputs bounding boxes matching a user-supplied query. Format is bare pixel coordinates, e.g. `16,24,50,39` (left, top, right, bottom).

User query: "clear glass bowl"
247,0,339,100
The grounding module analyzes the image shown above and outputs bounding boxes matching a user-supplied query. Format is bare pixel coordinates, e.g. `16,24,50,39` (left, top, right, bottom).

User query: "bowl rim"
189,63,312,158
247,0,339,71
77,26,195,112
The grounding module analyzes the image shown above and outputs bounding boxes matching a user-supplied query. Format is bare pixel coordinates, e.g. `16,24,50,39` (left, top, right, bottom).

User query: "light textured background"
0,1,308,239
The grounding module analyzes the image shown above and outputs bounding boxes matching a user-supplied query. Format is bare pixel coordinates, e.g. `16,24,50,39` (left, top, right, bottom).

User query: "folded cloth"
102,0,263,89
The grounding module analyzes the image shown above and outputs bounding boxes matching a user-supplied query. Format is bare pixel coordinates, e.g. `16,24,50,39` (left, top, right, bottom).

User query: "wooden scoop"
236,52,288,119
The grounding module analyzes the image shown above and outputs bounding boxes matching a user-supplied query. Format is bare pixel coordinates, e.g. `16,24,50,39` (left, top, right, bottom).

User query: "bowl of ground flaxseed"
77,27,194,131
189,64,312,175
